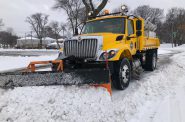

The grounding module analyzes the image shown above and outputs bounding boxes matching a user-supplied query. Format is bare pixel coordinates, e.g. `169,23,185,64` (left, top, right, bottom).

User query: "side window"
128,20,134,35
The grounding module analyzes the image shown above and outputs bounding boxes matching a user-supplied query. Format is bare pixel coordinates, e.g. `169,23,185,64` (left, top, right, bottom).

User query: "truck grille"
64,39,98,58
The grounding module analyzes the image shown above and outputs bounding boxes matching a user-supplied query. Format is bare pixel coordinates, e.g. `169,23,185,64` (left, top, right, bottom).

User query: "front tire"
112,58,131,90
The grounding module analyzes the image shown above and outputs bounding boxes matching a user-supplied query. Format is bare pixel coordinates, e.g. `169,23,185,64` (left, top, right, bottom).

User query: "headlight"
99,52,108,60
99,50,119,60
108,50,117,59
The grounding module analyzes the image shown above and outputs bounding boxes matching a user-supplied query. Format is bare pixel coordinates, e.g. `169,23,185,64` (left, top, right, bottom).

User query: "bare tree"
176,9,185,45
53,0,85,35
133,6,152,20
133,5,164,25
82,0,108,19
154,7,185,46
50,21,66,48
0,19,4,30
166,8,179,46
6,27,14,34
0,31,18,48
61,23,67,36
45,26,55,38
165,8,185,46
26,13,49,48
133,5,164,45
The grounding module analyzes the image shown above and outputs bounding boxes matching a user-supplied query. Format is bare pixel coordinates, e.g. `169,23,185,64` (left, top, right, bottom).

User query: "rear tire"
145,50,157,71
112,58,131,90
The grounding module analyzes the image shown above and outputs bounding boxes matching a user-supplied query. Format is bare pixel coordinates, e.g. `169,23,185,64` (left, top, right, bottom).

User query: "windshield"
82,18,125,34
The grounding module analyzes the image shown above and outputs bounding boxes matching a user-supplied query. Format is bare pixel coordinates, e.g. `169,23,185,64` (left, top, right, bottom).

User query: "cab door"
126,19,137,55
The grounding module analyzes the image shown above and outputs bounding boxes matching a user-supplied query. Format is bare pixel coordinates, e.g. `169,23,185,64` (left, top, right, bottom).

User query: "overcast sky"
0,0,185,37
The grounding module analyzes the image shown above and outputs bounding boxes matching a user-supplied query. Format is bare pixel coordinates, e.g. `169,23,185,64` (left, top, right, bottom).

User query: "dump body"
137,18,160,51
141,37,160,50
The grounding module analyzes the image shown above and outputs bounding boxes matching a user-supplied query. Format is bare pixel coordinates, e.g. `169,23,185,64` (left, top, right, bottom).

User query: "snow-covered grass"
0,48,58,52
0,55,58,72
0,44,185,122
160,43,173,48
0,48,58,72
158,43,185,55
160,43,185,51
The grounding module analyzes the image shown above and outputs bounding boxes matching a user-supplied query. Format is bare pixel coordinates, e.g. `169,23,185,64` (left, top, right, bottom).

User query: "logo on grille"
78,36,82,42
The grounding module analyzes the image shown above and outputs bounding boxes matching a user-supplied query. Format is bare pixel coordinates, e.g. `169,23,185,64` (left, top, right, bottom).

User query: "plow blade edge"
0,69,110,89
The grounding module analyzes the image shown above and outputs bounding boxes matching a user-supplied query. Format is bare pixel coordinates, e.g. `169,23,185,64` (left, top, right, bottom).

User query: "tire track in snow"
112,50,184,122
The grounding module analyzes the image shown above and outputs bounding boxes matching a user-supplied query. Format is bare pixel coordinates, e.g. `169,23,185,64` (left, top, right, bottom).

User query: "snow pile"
172,52,185,66
176,44,185,48
152,86,185,122
127,52,185,122
158,49,172,55
0,86,113,122
160,43,185,52
160,43,172,48
172,44,185,52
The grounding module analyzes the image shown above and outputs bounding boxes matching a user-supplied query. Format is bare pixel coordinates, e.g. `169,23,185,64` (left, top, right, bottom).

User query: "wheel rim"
121,65,129,83
153,54,157,69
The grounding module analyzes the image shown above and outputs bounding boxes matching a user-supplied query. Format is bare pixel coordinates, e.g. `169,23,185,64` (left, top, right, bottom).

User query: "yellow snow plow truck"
0,8,160,95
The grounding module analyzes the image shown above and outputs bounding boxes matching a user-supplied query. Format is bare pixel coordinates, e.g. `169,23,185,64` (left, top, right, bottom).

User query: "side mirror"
74,27,79,35
136,30,142,37
136,20,142,30
126,36,131,40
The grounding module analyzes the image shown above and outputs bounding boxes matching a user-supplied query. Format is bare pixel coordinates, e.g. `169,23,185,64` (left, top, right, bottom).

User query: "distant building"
16,37,56,49
57,36,67,43
58,38,65,43
42,37,56,44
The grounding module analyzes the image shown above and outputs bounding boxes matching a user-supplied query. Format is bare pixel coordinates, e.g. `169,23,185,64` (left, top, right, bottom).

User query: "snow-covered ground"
0,48,58,52
0,49,58,72
0,55,58,72
127,52,185,122
0,45,185,122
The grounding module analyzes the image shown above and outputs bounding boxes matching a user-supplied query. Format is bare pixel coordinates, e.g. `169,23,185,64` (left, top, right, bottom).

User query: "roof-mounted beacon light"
88,11,94,16
121,5,126,10
104,10,110,15
121,5,128,14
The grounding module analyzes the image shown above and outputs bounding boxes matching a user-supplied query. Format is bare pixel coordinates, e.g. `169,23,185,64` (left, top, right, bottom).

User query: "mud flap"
0,69,111,94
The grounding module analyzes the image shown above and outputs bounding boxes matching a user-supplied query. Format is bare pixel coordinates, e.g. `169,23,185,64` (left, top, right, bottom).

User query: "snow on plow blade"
0,69,111,93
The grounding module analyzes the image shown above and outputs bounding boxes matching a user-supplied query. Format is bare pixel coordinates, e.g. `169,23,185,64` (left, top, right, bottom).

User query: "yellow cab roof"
87,15,128,23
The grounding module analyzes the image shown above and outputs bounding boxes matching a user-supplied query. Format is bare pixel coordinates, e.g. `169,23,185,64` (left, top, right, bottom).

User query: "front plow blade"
0,69,111,93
